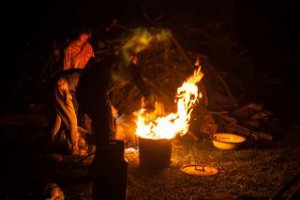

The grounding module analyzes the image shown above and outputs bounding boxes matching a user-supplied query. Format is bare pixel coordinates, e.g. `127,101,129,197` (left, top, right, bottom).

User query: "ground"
1,121,298,200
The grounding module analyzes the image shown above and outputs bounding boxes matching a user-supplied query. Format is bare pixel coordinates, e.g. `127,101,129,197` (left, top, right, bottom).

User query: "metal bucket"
139,137,172,169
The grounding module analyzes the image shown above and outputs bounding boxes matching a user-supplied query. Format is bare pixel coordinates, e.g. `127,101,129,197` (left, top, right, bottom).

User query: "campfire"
135,62,204,140
114,28,207,169
134,59,204,169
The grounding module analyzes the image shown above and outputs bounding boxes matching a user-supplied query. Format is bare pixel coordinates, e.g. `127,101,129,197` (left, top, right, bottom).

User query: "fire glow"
135,64,204,140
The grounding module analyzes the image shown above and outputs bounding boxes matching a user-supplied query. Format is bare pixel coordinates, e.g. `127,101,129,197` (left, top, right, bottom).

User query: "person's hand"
143,93,156,111
82,43,94,57
81,42,88,51
57,78,68,91
130,55,138,65
81,42,91,54
194,57,200,67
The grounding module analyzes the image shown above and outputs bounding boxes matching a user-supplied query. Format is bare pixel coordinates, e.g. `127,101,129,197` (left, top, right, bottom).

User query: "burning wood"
135,64,204,140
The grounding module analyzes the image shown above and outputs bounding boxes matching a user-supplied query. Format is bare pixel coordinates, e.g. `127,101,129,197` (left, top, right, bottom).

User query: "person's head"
77,27,92,43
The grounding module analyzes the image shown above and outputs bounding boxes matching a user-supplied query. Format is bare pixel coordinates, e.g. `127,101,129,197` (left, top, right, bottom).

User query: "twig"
205,60,238,107
209,111,229,115
111,24,133,32
168,31,194,70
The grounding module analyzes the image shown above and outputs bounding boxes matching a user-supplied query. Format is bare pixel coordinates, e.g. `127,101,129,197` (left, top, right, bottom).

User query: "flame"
135,65,204,139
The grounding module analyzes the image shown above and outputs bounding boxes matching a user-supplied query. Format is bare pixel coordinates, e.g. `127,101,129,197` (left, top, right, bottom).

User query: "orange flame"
135,64,204,139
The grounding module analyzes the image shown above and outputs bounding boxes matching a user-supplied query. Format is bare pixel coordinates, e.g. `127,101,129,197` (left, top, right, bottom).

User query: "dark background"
2,0,300,117
1,2,299,199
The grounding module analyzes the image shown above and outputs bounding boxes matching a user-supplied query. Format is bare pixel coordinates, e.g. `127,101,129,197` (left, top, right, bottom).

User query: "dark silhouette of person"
76,54,154,199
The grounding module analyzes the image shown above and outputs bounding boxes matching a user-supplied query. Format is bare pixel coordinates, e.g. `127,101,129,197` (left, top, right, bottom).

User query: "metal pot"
139,137,172,169
211,133,246,150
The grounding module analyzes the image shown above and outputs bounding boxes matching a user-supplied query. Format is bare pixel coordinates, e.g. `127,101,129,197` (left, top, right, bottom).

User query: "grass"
1,117,299,199
59,132,300,200
125,136,300,200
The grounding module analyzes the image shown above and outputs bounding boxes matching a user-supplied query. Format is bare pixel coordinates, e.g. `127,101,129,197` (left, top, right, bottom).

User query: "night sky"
5,0,299,51
2,0,300,115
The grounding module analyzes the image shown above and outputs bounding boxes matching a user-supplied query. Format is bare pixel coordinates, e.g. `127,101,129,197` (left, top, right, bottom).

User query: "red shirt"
63,41,94,70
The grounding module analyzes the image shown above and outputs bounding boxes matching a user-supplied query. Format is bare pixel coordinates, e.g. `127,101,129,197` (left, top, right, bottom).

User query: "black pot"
139,137,172,169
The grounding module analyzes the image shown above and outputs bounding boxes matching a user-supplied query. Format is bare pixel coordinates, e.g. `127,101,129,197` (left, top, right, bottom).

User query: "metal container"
211,133,246,150
139,137,172,169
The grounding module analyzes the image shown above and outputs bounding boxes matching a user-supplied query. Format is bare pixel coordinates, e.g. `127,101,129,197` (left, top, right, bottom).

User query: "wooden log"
230,124,273,143
215,115,273,143
216,114,237,124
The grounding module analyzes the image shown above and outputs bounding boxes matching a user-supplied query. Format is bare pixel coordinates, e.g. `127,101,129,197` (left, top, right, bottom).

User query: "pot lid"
180,165,219,176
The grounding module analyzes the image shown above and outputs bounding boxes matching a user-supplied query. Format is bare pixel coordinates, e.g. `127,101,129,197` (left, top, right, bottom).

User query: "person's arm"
129,56,155,110
128,56,151,97
63,48,71,70
73,43,95,68
88,43,95,58
77,42,94,57
62,42,93,69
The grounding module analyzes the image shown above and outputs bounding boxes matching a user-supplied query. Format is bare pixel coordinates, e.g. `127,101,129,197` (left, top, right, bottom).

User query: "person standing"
76,55,155,199
63,27,95,134
63,27,95,70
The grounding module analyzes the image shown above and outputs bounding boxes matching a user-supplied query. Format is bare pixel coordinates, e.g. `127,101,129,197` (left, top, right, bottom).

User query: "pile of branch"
107,28,208,114
213,103,274,144
99,26,241,115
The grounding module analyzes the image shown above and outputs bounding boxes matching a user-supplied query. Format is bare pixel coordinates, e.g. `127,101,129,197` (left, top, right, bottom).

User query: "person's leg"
50,114,62,143
90,101,123,199
54,83,80,153
82,108,112,182
71,90,86,129
77,107,86,129
62,92,80,153
46,107,62,153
